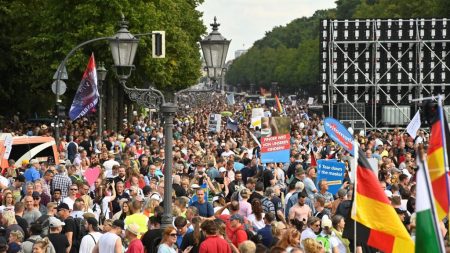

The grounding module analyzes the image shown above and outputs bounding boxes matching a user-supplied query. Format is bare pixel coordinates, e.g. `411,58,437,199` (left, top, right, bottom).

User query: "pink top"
239,200,252,217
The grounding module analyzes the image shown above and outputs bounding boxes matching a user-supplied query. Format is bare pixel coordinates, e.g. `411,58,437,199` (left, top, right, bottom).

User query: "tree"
0,0,205,117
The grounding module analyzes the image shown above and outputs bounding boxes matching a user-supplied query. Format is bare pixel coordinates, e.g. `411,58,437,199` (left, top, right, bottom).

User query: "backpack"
68,217,87,250
316,234,331,253
261,197,275,214
35,215,50,237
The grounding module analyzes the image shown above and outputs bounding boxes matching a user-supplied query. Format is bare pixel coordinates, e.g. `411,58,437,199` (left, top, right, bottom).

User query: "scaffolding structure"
320,18,450,129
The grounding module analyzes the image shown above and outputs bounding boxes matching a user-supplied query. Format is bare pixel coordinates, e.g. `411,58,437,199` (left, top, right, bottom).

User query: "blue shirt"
23,166,40,182
257,225,273,247
189,201,214,217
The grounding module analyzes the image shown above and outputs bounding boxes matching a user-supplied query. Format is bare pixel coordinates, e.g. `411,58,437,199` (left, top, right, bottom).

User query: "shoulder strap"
89,234,97,244
26,238,37,244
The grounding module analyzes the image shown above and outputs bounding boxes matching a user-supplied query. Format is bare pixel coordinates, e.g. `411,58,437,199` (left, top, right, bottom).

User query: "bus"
0,134,59,169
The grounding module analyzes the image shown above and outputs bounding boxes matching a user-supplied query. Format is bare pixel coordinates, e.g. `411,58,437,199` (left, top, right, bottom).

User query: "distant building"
234,49,248,59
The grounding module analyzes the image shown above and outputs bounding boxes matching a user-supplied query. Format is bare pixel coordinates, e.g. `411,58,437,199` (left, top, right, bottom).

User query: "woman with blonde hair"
2,210,24,241
275,228,301,252
238,240,256,253
271,221,287,247
8,230,23,253
32,238,51,253
303,238,325,253
143,199,160,217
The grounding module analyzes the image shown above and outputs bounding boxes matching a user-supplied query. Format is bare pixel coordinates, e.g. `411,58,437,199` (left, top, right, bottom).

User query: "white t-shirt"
98,232,121,253
92,196,112,221
248,213,265,230
103,160,120,174
79,232,102,253
63,197,76,210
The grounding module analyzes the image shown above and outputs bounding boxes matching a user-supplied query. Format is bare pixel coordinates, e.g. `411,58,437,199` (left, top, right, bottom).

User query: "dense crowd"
0,95,428,253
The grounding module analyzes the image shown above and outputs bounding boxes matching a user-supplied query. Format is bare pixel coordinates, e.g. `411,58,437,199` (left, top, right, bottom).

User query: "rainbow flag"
275,95,283,114
426,103,450,220
349,148,415,252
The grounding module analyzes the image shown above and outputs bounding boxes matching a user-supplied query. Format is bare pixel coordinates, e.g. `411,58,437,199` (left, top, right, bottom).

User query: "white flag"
307,97,314,105
406,111,421,139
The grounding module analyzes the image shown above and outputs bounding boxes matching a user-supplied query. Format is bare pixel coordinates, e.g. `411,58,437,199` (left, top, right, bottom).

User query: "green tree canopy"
0,0,205,116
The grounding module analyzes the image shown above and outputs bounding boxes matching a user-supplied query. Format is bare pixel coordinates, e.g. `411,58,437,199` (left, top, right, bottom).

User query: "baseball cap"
191,184,201,189
322,219,332,228
49,217,65,228
30,159,39,164
126,223,140,235
230,214,244,223
57,203,70,211
219,167,227,173
21,160,29,166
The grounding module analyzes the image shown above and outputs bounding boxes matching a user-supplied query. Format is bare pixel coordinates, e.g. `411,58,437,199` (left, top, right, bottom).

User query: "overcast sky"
197,0,336,61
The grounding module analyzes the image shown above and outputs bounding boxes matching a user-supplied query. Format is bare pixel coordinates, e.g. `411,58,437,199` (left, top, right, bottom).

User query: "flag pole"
353,139,358,253
436,95,450,247
418,147,446,251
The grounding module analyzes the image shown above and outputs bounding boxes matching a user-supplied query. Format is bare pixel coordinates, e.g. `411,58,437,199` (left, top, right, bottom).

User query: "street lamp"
200,17,231,90
96,62,107,137
108,17,177,229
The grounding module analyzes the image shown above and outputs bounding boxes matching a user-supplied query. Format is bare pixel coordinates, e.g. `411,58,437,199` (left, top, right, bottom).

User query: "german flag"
349,148,414,253
425,102,450,220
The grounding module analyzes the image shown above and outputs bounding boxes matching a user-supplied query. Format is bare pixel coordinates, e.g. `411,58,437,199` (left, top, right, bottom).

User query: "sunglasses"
33,197,40,200
169,233,177,237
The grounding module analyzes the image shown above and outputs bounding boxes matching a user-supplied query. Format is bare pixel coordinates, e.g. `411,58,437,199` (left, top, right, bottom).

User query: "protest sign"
251,108,264,128
208,114,222,133
316,159,346,195
226,117,238,132
324,117,355,156
261,117,291,163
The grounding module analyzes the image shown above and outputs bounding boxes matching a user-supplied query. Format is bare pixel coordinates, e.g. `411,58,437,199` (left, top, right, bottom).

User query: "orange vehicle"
0,134,59,169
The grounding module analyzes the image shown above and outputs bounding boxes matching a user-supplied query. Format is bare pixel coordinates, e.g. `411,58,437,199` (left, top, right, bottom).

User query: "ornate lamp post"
108,17,177,229
96,62,107,137
200,17,231,91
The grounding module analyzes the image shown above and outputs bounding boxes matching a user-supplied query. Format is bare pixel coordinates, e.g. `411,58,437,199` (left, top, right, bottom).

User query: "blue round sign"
323,117,355,156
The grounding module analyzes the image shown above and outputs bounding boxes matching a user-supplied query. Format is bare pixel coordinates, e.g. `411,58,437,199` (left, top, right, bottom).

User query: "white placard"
208,114,222,133
307,97,314,105
406,111,421,139
3,135,13,160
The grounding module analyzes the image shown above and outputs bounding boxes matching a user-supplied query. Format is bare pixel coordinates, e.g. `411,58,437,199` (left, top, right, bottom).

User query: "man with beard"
226,171,245,200
288,191,312,224
113,166,127,184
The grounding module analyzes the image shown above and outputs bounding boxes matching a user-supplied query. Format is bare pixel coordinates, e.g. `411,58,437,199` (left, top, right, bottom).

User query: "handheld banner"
323,117,354,156
208,114,222,133
316,159,346,195
261,117,291,163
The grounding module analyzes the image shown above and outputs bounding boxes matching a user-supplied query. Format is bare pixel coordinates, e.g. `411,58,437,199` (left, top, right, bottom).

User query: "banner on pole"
316,159,346,195
226,93,235,105
69,53,99,120
261,117,291,163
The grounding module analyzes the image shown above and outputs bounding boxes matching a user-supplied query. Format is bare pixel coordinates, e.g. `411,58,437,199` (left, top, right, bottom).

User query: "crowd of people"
0,94,427,253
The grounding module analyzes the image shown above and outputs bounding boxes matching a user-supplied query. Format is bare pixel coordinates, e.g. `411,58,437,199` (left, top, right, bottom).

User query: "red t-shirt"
199,235,232,253
126,238,144,253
